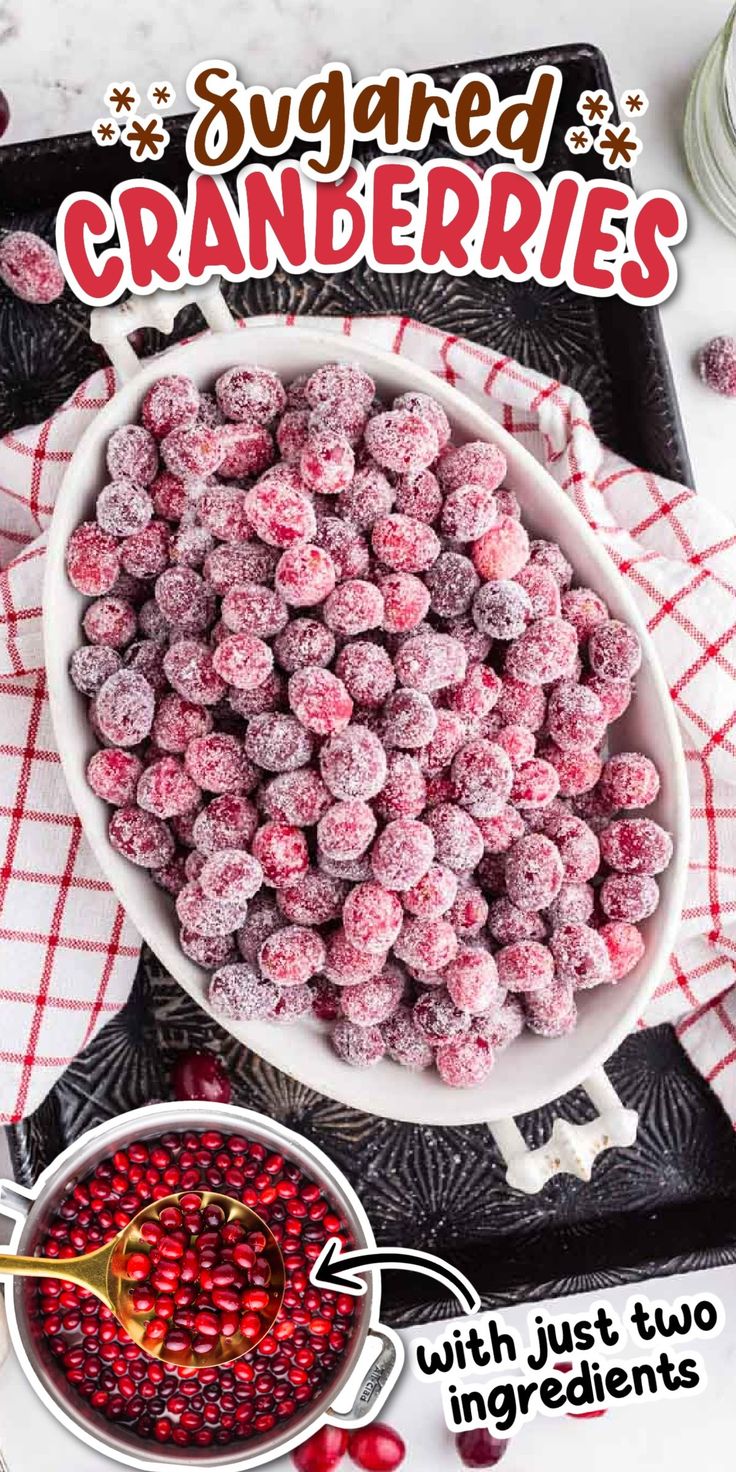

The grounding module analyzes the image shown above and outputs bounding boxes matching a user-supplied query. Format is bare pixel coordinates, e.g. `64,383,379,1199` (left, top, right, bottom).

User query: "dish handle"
488,1065,638,1194
89,280,236,382
326,1325,404,1427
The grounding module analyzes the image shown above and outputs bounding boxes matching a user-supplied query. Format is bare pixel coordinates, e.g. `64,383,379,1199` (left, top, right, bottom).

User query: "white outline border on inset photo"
0,1101,405,1471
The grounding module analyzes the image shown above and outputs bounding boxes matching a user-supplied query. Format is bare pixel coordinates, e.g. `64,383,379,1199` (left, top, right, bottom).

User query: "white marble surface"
1,0,736,509
2,2,736,1467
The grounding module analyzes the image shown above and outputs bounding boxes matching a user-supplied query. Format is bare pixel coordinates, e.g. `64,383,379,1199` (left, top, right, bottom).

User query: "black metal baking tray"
6,43,729,1327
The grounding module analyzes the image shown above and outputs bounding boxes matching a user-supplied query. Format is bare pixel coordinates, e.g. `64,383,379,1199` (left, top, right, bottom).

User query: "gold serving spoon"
0,1190,284,1368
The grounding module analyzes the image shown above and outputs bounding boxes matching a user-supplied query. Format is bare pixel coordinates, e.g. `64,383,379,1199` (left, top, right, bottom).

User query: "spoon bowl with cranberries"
0,1187,284,1368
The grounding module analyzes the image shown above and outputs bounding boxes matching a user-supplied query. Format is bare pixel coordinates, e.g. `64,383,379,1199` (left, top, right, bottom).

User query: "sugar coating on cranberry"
394,468,443,524
200,849,263,906
252,821,309,886
698,335,736,397
209,963,278,1019
373,751,427,821
588,619,642,680
600,920,645,979
245,471,316,548
370,818,435,891
423,551,479,621
96,480,153,538
414,989,470,1045
0,230,65,303
109,805,174,867
213,632,274,691
275,543,336,607
472,579,532,640
301,426,355,495
550,923,613,989
600,872,660,921
193,794,258,855
137,756,200,819
216,364,286,423
496,940,553,993
514,563,561,619
547,680,606,750
436,1034,493,1088
82,596,137,648
441,482,498,540
332,1019,385,1067
438,440,506,494
426,803,484,872
472,517,529,581
378,572,431,632
365,409,438,475
258,924,326,985
505,833,564,911
505,616,578,685
70,644,122,696
93,669,155,746
107,424,159,486
318,800,377,862
600,817,672,875
524,977,577,1037
383,689,437,750
444,946,500,1013
372,514,440,574
66,522,121,596
342,882,404,955
320,724,387,801
87,748,143,805
598,752,660,810
395,631,467,693
141,374,200,438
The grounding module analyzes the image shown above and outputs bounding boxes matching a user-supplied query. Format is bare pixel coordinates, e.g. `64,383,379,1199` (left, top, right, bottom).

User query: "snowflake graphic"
620,88,649,119
148,80,176,111
576,89,613,126
104,81,140,117
594,122,642,170
122,114,169,162
565,125,593,154
93,118,119,147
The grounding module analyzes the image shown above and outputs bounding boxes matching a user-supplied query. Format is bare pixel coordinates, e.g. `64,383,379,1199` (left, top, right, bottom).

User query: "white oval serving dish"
43,285,690,1184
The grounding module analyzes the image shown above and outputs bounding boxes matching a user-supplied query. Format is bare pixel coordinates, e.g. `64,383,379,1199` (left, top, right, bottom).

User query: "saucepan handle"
488,1065,638,1194
0,1179,32,1226
326,1325,404,1427
89,279,236,382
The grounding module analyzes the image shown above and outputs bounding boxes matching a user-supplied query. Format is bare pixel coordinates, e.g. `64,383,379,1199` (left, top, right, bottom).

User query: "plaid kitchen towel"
1,313,735,1125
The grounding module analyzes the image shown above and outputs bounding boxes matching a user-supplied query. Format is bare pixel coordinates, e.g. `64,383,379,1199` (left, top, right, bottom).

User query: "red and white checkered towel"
2,314,736,1127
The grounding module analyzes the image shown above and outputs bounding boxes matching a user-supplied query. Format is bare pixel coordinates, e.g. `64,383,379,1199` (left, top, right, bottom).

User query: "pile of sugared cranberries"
66,361,673,1090
122,1191,281,1361
32,1129,355,1449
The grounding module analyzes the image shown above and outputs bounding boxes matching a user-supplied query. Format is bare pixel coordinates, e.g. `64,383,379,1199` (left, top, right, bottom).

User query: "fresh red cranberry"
171,1049,231,1103
348,1423,406,1470
293,1424,350,1471
455,1428,508,1465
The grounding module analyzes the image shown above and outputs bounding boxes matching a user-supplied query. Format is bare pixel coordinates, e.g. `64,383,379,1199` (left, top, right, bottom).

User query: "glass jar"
685,3,736,233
